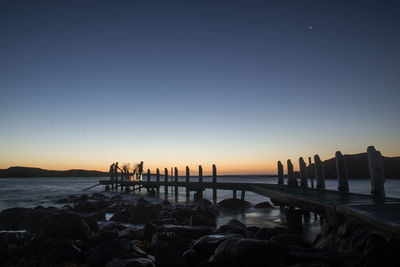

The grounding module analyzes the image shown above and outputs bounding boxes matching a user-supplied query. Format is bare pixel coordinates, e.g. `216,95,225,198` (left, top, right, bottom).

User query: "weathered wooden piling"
278,161,284,185
233,189,237,199
156,168,160,194
147,169,151,192
174,167,178,197
164,168,168,195
335,151,349,192
212,164,217,203
241,190,245,201
299,157,308,188
186,166,190,198
314,155,326,189
198,165,203,199
367,146,385,197
287,159,298,187
308,157,314,188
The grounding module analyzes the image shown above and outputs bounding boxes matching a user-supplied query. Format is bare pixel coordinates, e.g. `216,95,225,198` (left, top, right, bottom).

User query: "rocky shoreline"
0,193,399,266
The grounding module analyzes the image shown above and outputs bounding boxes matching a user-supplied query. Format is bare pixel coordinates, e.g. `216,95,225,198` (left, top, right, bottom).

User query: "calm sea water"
1,176,399,241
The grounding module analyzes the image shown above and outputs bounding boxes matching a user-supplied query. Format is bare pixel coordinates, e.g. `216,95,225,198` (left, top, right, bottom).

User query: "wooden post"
299,157,308,189
367,146,385,196
198,165,203,199
147,169,151,192
241,190,245,201
308,157,314,188
156,168,160,194
314,155,326,189
287,159,298,187
278,161,284,185
174,167,178,197
336,151,349,192
212,164,217,204
171,167,173,193
164,168,168,195
186,166,190,198
233,189,237,199
120,171,123,191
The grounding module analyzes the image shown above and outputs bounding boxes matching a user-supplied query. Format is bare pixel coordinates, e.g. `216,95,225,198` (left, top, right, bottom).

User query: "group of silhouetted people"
109,161,143,183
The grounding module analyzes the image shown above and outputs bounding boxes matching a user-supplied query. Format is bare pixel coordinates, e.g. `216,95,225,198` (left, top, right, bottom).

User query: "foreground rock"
218,198,252,209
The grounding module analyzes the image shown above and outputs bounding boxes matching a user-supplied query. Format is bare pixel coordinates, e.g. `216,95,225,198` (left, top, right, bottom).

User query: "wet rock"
144,223,159,240
189,214,216,227
217,198,252,209
74,199,109,213
151,232,176,245
47,239,82,261
153,238,184,267
183,249,200,267
160,225,215,239
193,198,213,208
110,203,160,224
0,230,33,249
0,208,91,239
86,238,132,266
191,234,231,260
217,219,246,235
83,216,99,232
271,234,311,248
106,258,155,267
210,237,289,266
255,227,288,240
254,201,274,209
288,260,331,267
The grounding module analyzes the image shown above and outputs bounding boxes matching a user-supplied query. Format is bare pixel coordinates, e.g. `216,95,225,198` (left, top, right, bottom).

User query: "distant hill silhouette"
305,153,400,179
0,167,108,178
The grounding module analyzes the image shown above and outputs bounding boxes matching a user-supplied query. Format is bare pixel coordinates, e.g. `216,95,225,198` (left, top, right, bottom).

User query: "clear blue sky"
1,0,399,173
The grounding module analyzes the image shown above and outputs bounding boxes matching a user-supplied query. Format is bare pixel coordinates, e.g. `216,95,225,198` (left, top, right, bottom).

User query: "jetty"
99,146,400,238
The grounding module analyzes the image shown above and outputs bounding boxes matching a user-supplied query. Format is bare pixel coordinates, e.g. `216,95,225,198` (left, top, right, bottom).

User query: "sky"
0,0,399,174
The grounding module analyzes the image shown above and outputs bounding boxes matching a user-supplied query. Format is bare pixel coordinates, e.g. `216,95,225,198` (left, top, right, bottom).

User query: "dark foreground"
0,193,399,267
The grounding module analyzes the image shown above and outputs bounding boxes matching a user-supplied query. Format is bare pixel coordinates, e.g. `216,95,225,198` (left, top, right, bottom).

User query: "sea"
1,176,400,242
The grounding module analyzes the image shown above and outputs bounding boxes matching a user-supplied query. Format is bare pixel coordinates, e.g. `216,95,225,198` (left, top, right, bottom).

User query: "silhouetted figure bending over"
109,163,115,181
114,162,121,181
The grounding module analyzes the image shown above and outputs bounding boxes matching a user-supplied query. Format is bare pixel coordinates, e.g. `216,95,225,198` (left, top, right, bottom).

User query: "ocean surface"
1,176,400,242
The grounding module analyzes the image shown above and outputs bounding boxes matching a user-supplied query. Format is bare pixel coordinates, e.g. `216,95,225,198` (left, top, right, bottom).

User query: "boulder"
254,201,274,209
106,258,155,267
271,234,311,248
217,198,251,209
47,239,82,262
255,227,288,240
189,214,216,227
0,230,33,249
160,225,215,239
86,238,132,266
183,249,200,267
210,237,289,266
153,239,184,267
191,234,231,260
217,219,246,235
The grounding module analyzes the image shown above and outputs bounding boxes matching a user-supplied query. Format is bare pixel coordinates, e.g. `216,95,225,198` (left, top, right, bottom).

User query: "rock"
74,199,109,213
86,238,132,266
254,201,274,209
217,198,251,209
210,237,289,266
83,216,99,232
160,225,215,239
0,230,33,249
153,238,184,267
47,239,82,261
189,214,216,227
217,219,246,235
255,227,288,240
193,198,213,208
0,208,91,239
106,258,155,267
271,234,311,248
151,232,176,245
191,234,231,260
183,249,200,267
110,203,160,224
288,260,331,267
144,223,159,240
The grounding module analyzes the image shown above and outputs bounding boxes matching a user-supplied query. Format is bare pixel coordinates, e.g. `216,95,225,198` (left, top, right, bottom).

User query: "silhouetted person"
109,163,115,181
114,162,121,180
138,161,143,181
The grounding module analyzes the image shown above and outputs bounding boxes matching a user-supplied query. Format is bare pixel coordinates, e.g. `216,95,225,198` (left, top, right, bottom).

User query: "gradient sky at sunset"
1,1,399,174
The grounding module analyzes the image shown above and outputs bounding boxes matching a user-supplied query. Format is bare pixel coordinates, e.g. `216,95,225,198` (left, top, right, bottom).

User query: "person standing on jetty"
138,161,143,181
109,163,115,189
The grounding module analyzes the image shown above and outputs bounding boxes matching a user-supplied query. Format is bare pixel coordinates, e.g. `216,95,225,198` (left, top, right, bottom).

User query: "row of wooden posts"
278,146,386,196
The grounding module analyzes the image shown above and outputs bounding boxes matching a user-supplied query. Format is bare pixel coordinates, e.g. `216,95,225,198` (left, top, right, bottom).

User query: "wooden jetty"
99,146,400,237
